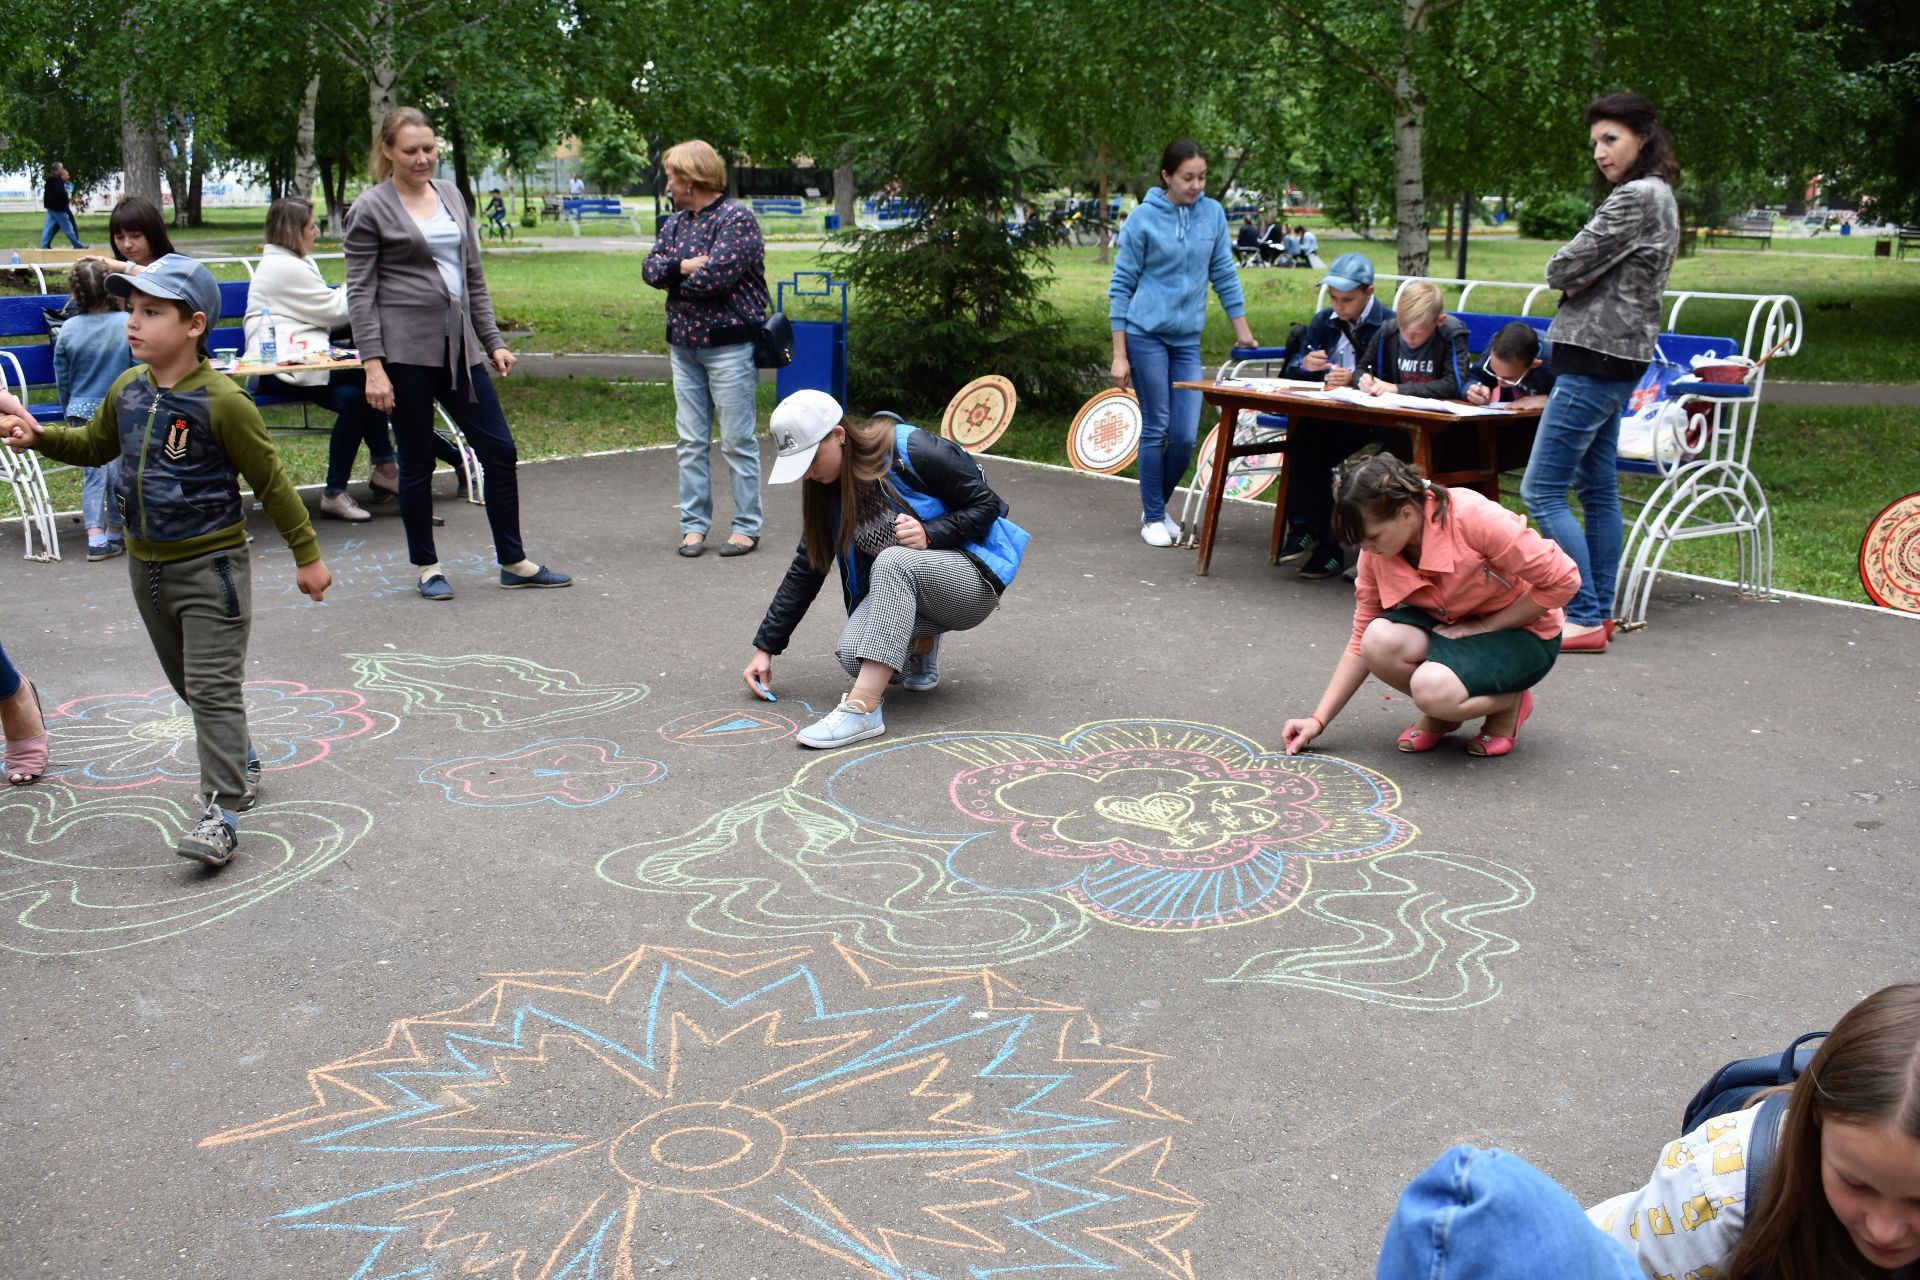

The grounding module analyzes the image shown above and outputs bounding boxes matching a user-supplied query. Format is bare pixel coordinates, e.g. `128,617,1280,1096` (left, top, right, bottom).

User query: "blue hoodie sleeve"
1206,208,1247,321
1107,221,1144,329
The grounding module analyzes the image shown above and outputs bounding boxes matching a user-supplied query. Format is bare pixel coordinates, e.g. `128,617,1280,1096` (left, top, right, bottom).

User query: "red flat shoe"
1396,719,1463,753
1604,619,1617,641
1559,626,1608,653
1468,690,1534,758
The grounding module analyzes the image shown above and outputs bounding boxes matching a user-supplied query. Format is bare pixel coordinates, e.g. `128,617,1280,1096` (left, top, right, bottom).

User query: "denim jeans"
0,638,18,701
385,362,525,567
1519,372,1636,626
1125,332,1201,524
267,372,397,495
82,459,123,533
669,341,762,537
39,211,82,249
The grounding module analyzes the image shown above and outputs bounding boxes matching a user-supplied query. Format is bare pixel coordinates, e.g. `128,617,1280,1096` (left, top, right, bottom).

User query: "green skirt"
1382,606,1560,697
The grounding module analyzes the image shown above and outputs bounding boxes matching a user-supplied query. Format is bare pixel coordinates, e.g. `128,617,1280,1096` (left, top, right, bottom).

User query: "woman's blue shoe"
500,565,573,589
418,574,455,601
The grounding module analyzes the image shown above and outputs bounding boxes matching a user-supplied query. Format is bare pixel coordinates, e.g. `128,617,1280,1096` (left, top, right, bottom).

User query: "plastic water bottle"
259,307,278,364
8,252,17,265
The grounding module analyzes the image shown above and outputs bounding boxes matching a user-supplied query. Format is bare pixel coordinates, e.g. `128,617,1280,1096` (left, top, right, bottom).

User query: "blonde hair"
371,106,435,183
661,139,726,193
1396,281,1445,328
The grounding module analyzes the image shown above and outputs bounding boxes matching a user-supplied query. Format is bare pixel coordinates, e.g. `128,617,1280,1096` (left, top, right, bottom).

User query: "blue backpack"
1680,1031,1826,1205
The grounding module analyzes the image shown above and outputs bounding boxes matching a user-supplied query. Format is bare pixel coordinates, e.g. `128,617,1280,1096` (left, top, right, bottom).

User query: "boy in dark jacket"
1358,280,1472,399
2,255,331,867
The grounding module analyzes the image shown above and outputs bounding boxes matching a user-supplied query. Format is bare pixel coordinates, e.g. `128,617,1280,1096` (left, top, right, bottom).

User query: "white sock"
502,559,539,577
419,563,444,583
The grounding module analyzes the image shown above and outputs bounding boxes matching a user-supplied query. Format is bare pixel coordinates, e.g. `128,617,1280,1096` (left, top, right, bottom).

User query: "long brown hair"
370,106,434,183
1587,92,1682,191
800,416,901,573
1331,453,1449,548
108,196,176,265
264,197,313,255
1727,983,1920,1280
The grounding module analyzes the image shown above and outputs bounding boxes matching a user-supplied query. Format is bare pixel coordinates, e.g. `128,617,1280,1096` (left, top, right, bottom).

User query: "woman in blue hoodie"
1108,140,1257,547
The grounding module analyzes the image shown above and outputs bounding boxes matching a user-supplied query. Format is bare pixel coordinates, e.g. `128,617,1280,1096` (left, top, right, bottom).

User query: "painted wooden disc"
1189,417,1284,502
1065,388,1142,474
1859,491,1920,613
941,375,1017,453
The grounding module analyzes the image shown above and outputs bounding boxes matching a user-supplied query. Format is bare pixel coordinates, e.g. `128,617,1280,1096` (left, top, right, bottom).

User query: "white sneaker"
1161,516,1182,541
1140,521,1173,548
797,699,887,749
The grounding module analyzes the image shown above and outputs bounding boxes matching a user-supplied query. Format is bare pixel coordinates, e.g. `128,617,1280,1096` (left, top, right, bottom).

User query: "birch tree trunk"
292,70,322,202
118,77,164,206
1392,0,1431,277
365,1,402,138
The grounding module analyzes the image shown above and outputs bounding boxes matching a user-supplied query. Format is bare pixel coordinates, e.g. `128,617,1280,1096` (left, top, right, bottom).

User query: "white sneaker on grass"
797,699,887,749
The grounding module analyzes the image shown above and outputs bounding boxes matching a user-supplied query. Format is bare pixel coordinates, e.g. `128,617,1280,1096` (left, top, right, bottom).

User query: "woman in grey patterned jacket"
1520,93,1680,653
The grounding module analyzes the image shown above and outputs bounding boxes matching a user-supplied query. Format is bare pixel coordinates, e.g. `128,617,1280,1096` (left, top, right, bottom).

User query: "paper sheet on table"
1216,377,1327,392
1287,386,1517,416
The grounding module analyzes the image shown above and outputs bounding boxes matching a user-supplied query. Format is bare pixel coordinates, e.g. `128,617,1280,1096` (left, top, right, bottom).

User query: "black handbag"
753,309,793,369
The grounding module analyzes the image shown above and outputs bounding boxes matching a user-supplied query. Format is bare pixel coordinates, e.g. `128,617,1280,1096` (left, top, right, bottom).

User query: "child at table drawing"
1357,281,1472,400
1467,321,1556,411
743,391,1028,750
1588,982,1920,1280
1,255,331,868
1281,454,1575,759
53,259,134,562
1276,252,1392,579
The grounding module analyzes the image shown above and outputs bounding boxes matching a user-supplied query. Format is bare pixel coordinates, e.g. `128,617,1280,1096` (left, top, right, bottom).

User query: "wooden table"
1176,380,1542,576
225,357,362,379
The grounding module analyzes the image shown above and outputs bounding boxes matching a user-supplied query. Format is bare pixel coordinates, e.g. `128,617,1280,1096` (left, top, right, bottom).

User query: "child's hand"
1,414,41,453
1301,349,1329,373
296,558,332,602
1282,716,1323,755
1465,383,1491,405
1324,366,1353,388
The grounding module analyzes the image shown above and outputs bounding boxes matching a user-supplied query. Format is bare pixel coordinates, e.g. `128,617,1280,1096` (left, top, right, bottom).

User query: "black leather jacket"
752,428,1005,655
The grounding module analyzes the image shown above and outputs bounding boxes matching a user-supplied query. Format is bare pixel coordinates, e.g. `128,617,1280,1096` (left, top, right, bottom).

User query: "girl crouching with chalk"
744,391,1029,749
1283,454,1577,759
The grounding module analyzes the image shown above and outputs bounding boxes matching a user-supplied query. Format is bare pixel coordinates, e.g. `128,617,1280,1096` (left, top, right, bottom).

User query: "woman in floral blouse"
642,140,770,558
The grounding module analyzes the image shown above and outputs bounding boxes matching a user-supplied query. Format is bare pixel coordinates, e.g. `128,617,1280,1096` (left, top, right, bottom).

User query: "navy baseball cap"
107,253,221,328
1321,252,1376,292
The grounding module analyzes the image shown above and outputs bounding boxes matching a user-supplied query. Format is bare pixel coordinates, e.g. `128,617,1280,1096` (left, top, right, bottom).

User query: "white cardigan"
242,244,351,387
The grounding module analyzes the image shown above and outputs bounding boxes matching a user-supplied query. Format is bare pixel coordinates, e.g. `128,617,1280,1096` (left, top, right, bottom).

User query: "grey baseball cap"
106,253,221,328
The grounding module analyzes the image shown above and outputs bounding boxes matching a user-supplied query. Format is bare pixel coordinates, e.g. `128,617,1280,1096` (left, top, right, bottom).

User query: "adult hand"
681,254,710,276
295,558,333,602
491,348,516,378
742,650,774,700
1433,619,1486,640
1232,321,1257,350
363,361,394,414
893,513,928,549
1324,366,1353,389
1282,716,1323,756
1301,349,1330,373
1109,353,1130,390
1465,383,1491,406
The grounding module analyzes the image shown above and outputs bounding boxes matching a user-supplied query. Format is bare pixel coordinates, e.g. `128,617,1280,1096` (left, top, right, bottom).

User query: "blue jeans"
0,638,19,702
1520,372,1636,626
39,210,82,249
670,341,762,537
82,459,123,533
1125,332,1201,524
267,372,398,494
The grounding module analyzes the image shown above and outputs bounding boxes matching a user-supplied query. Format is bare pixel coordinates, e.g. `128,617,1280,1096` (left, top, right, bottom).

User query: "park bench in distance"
561,197,641,236
1896,225,1920,259
1704,216,1773,250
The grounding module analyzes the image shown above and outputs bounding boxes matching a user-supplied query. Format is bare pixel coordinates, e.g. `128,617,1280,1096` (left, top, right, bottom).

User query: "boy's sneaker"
902,635,942,692
176,800,237,868
1276,528,1318,566
797,699,887,750
1299,546,1346,580
238,747,262,812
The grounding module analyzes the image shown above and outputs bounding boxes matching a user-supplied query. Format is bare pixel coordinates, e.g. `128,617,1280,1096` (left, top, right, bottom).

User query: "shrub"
1516,193,1592,241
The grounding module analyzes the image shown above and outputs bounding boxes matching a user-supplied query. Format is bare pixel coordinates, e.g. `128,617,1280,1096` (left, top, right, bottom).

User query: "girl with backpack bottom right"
1590,982,1920,1279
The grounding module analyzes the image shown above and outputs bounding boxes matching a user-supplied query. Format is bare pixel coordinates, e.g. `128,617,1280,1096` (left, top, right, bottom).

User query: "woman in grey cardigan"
1521,93,1679,653
346,106,569,601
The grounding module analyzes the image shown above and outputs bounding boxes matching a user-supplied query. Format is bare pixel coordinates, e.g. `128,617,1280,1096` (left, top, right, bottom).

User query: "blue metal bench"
750,198,806,218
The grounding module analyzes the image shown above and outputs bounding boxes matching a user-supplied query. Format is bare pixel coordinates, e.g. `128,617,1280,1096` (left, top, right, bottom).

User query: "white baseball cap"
767,390,846,484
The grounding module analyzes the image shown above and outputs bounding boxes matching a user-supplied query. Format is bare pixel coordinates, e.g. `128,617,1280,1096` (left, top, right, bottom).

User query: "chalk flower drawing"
419,738,667,809
47,681,381,792
601,721,1412,965
1216,851,1537,1012
0,785,372,955
204,942,1204,1280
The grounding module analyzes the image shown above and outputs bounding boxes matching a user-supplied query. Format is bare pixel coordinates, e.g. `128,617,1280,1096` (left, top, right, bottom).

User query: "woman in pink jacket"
1283,455,1578,759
